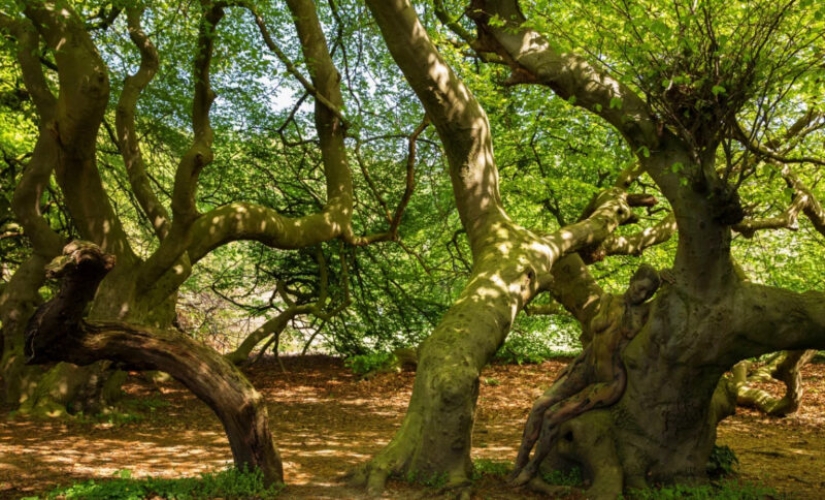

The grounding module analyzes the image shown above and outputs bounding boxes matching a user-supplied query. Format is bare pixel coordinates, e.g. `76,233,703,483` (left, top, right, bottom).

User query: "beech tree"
2,0,825,498
0,0,416,486
354,0,825,497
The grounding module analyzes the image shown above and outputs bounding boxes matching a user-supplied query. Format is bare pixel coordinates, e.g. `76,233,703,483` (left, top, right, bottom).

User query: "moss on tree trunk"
24,242,284,486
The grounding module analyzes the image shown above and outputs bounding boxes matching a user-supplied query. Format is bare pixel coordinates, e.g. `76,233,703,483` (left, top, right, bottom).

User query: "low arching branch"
25,241,284,486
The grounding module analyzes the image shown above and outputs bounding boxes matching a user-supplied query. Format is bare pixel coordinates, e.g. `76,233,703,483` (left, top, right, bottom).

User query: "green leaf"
609,96,623,110
488,14,505,28
711,85,727,96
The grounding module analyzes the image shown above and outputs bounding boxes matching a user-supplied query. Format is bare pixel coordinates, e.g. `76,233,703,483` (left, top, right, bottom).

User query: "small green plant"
471,459,510,479
129,395,172,412
625,479,782,499
706,444,738,479
483,377,501,386
540,466,583,487
34,465,282,499
403,469,449,489
345,351,396,375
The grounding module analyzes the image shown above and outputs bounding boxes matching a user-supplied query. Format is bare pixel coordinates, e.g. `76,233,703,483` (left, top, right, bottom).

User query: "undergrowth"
471,459,510,479
541,466,584,486
625,480,785,499
494,333,578,364
23,466,281,500
345,351,396,375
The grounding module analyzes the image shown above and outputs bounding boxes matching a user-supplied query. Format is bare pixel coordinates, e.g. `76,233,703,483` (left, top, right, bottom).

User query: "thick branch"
728,283,825,363
1,14,57,118
433,0,475,45
285,0,357,245
225,307,305,365
365,0,508,255
116,7,170,240
188,203,346,263
599,212,677,259
138,2,223,290
733,350,816,417
230,0,348,127
539,188,633,259
23,1,137,265
468,0,659,152
734,164,825,238
734,120,825,168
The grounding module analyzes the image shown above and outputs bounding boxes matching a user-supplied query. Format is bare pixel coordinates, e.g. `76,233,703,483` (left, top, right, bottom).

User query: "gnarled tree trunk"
25,242,283,486
356,1,641,493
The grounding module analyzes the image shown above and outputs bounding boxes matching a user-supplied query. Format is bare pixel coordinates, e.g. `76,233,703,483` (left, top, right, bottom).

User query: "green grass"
541,466,584,487
22,466,282,500
624,480,786,499
472,459,511,479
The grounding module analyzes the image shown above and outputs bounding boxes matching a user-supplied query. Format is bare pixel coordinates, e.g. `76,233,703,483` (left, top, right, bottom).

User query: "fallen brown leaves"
1,355,823,499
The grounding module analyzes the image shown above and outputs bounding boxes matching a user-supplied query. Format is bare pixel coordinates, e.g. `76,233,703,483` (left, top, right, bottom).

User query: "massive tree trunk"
0,5,114,413
25,242,283,486
363,2,825,497
536,272,825,499
356,0,639,492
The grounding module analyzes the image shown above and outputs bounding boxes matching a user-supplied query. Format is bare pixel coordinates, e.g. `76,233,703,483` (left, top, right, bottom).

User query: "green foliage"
706,445,739,479
495,329,580,365
471,459,510,479
344,351,396,375
540,466,583,487
625,480,783,499
27,466,281,500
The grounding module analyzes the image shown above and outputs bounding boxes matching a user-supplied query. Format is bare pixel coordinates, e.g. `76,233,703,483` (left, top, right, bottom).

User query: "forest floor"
1,355,825,499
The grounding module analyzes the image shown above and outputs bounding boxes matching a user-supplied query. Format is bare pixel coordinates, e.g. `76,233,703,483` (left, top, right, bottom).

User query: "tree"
0,0,414,486
2,0,825,497
352,0,662,493
355,0,825,497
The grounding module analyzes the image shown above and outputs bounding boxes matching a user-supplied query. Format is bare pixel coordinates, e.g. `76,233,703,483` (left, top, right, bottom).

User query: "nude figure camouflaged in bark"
511,264,662,486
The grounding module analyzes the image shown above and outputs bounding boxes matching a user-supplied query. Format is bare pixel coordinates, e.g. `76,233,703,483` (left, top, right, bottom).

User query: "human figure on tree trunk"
511,264,663,486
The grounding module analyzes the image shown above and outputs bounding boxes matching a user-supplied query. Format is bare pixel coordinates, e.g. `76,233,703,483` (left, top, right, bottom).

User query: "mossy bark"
733,349,816,416
357,1,638,493
25,242,283,486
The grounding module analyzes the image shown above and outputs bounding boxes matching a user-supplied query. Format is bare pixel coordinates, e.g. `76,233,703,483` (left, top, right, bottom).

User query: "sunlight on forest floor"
2,355,824,499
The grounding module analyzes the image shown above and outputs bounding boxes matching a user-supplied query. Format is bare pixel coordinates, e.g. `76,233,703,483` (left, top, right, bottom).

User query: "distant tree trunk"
24,242,283,486
225,309,300,366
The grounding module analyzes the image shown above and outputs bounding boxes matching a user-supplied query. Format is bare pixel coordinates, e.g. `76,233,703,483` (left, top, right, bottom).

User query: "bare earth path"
2,356,824,499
